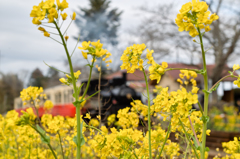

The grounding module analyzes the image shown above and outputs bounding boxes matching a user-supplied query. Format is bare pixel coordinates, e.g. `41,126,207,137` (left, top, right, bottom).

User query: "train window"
47,94,51,100
64,91,68,103
69,89,74,102
55,92,62,104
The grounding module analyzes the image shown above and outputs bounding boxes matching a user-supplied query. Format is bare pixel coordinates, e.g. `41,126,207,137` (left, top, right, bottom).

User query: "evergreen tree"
74,0,122,46
28,68,47,88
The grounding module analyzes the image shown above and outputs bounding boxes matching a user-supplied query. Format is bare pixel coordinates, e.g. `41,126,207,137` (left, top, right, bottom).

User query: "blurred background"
0,0,240,114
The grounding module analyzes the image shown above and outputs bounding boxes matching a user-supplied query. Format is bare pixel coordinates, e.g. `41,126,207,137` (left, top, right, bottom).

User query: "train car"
14,72,142,118
14,83,80,117
80,72,142,117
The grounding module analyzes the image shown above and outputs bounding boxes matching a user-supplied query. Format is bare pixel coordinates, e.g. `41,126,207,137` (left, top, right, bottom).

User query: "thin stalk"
71,34,81,57
178,118,200,159
53,21,82,159
184,138,190,159
40,24,56,28
32,101,42,127
157,118,171,159
81,59,95,99
129,146,139,159
63,20,73,35
28,143,31,159
47,31,59,35
165,68,202,74
197,27,209,159
57,131,65,159
198,101,204,115
142,68,152,159
98,59,102,128
188,116,200,146
30,124,57,159
85,125,102,134
49,37,63,45
209,75,237,92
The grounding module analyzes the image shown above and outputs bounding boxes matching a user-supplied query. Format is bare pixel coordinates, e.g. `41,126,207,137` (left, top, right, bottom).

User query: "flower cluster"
59,70,81,85
44,100,54,110
131,100,154,120
30,0,69,25
233,75,240,88
177,70,199,93
233,64,240,71
120,43,146,73
175,0,219,37
148,61,168,83
217,137,240,158
31,0,76,38
20,86,46,107
116,107,139,129
78,40,112,69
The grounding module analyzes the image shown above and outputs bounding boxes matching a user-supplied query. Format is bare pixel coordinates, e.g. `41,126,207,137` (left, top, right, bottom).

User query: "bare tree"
132,0,240,102
0,73,23,113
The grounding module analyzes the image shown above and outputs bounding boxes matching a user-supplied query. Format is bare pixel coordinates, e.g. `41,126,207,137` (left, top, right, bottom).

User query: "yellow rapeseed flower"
71,12,76,20
44,31,50,37
233,64,240,71
61,12,68,20
56,0,69,11
175,0,219,37
120,43,146,73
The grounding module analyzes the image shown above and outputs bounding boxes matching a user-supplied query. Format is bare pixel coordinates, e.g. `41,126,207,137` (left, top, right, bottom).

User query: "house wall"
158,74,179,92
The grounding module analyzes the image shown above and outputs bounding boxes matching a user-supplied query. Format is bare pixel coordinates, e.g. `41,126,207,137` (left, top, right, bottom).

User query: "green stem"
208,75,237,92
57,131,65,159
30,125,57,159
53,21,82,159
198,101,204,115
81,59,95,99
197,27,209,159
142,68,152,159
178,118,200,159
157,118,171,159
165,68,202,74
85,125,102,134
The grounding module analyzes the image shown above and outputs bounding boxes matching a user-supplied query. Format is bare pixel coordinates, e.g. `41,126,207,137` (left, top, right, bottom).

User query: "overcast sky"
0,0,193,81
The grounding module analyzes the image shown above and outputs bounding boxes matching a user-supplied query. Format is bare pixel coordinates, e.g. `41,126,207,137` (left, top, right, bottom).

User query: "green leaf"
36,125,45,134
73,135,78,146
211,83,220,92
80,122,85,146
73,122,85,147
205,147,210,152
189,134,201,149
73,100,81,107
41,135,50,144
202,89,210,95
197,69,205,75
228,71,233,75
200,115,209,123
36,125,50,144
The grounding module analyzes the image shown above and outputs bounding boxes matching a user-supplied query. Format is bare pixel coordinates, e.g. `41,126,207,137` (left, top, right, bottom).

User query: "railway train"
14,72,142,118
